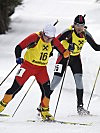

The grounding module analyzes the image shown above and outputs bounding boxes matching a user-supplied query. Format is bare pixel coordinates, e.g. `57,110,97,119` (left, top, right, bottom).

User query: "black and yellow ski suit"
50,25,100,107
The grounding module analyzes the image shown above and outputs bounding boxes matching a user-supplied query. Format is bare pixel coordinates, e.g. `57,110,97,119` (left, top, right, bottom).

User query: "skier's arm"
52,38,70,58
86,31,100,51
15,45,22,58
18,33,39,49
15,33,39,58
57,29,72,42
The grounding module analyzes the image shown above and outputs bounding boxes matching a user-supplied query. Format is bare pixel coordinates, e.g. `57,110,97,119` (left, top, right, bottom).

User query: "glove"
63,50,70,58
68,43,74,52
16,58,23,64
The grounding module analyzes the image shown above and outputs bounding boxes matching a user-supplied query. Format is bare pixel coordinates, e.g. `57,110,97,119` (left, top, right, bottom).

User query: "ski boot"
0,100,7,112
40,106,54,121
77,105,90,116
37,105,42,118
37,105,41,112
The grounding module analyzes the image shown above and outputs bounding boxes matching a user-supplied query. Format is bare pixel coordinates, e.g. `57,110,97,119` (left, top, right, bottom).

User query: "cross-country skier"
48,15,100,115
0,24,70,120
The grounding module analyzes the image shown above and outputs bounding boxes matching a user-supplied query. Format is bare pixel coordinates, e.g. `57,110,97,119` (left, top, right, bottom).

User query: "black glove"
16,58,23,64
68,43,74,52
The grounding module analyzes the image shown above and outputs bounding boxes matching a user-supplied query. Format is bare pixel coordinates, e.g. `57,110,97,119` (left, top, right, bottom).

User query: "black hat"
74,15,85,25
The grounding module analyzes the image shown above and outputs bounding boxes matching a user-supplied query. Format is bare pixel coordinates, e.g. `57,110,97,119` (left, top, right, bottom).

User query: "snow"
0,0,100,132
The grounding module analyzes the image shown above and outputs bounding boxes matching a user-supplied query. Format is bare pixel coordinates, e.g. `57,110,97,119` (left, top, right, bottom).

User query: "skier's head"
42,24,56,43
43,24,56,37
74,15,85,25
74,15,86,34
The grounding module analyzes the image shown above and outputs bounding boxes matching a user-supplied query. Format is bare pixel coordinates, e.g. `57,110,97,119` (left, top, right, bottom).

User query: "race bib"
54,64,62,73
16,68,26,77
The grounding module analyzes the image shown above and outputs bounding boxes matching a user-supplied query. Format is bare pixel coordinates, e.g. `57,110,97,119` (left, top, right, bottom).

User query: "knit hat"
74,15,85,25
43,24,56,37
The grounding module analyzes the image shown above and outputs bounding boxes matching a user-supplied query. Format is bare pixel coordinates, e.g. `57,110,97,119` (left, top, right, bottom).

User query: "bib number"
40,52,48,61
16,68,26,77
54,64,62,73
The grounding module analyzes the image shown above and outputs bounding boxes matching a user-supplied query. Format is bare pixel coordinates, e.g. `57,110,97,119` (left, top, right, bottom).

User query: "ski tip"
27,120,36,122
0,114,10,117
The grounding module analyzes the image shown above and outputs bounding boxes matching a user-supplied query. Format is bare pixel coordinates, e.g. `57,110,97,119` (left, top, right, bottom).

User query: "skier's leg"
70,55,90,115
50,57,68,91
36,67,54,120
0,66,31,112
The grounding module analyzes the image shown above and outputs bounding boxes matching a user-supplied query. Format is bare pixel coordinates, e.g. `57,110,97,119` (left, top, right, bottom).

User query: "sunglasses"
43,33,54,40
74,23,85,27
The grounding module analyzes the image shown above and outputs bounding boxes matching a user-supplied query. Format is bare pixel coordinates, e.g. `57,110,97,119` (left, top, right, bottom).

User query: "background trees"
0,0,22,34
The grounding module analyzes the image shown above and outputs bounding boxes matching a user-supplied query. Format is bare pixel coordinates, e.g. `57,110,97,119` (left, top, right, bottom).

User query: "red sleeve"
56,34,61,39
18,33,39,49
52,38,66,54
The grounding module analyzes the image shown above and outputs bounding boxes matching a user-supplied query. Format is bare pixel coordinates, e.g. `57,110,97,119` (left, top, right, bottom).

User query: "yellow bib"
24,38,52,66
61,27,86,56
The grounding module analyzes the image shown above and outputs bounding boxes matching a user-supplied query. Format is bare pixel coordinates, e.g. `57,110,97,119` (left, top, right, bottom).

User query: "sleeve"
15,33,39,58
18,33,39,49
86,30,100,51
52,38,66,54
15,45,22,58
57,29,72,42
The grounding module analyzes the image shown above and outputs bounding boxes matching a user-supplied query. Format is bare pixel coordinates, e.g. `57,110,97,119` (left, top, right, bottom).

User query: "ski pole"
12,79,35,117
54,56,70,117
87,66,100,110
0,64,18,86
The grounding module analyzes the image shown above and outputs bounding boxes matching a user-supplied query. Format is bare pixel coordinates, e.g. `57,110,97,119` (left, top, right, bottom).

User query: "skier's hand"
68,43,74,52
16,58,23,64
63,50,70,58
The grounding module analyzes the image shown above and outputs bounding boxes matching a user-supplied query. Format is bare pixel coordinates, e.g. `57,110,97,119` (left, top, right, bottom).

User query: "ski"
0,114,10,117
27,119,92,126
68,114,98,117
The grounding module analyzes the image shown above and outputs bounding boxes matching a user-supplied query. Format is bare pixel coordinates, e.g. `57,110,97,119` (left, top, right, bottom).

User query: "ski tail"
27,119,92,126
